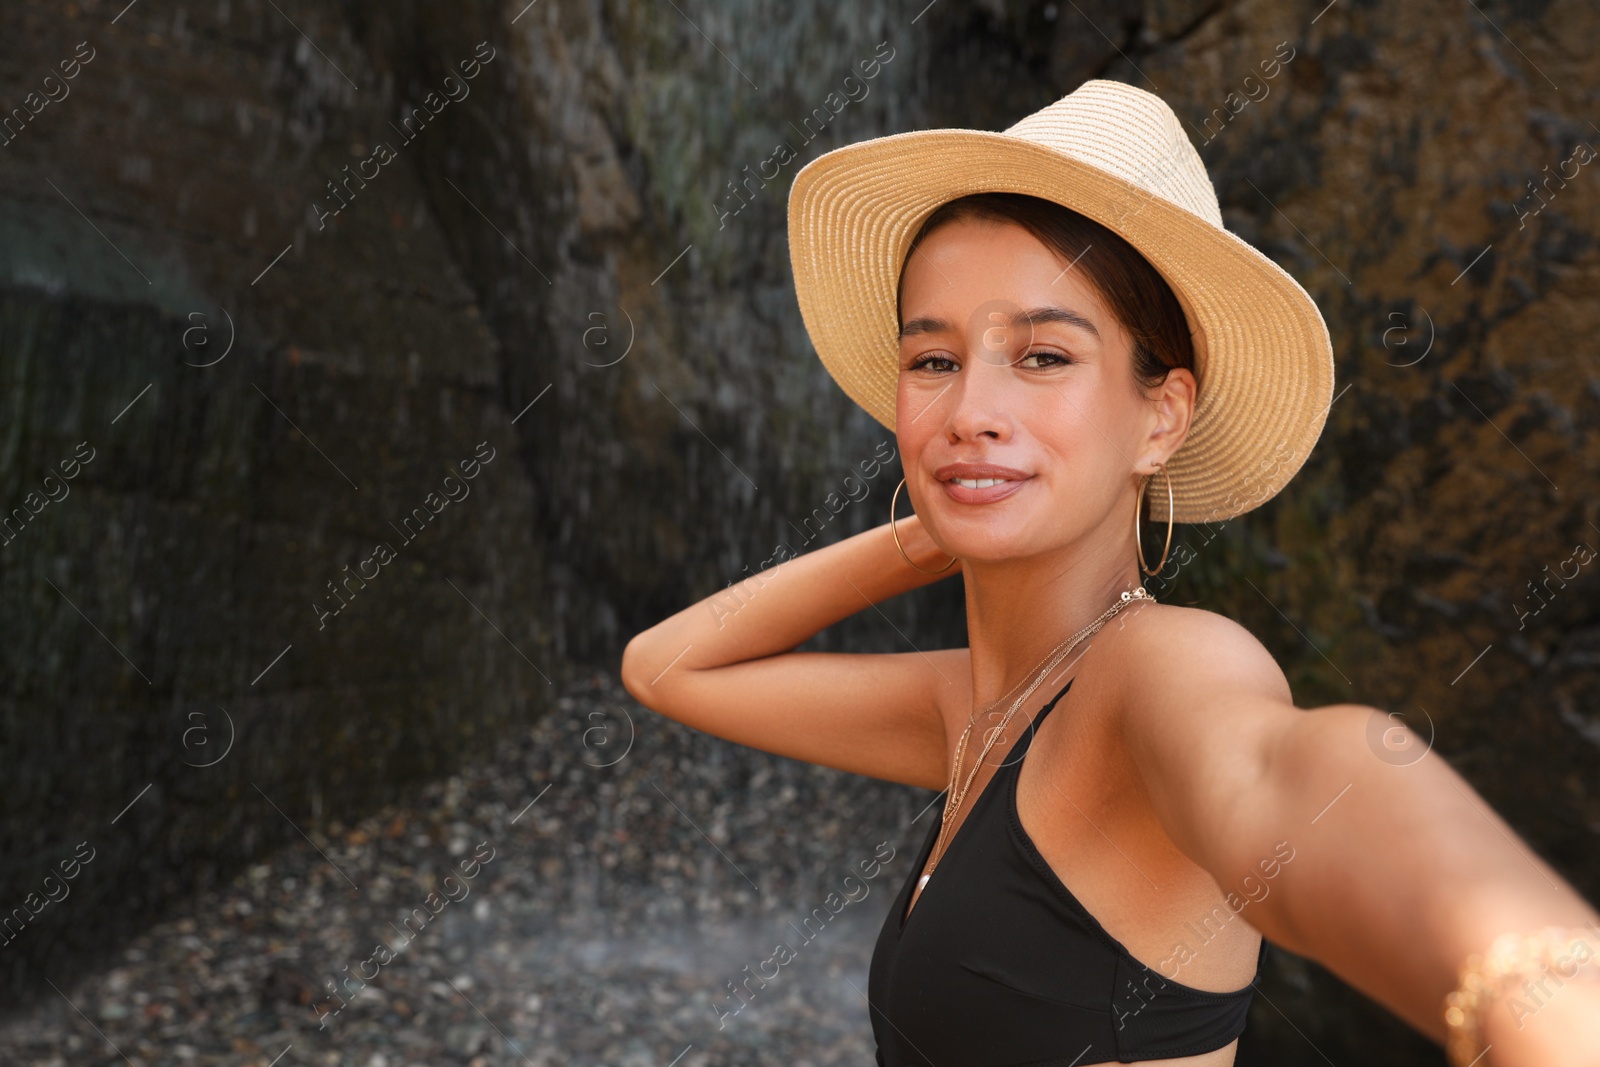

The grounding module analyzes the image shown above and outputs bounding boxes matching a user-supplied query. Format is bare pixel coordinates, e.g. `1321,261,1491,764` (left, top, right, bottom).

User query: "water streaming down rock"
1,0,1598,1063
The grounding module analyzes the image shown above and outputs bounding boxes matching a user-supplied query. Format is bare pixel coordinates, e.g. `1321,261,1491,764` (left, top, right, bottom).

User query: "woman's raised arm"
620,513,970,788
1110,604,1600,1067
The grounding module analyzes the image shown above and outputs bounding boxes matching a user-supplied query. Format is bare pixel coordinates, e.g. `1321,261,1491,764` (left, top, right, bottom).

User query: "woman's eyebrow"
899,315,953,339
1017,305,1100,338
898,305,1100,340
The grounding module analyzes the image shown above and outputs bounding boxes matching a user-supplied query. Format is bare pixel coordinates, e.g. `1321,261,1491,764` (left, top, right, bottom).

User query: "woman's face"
895,216,1193,564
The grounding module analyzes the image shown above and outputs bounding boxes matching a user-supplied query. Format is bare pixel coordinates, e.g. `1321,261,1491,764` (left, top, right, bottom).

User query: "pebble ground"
0,671,934,1067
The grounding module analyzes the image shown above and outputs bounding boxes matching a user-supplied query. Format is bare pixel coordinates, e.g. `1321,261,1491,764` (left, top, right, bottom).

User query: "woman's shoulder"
1099,599,1294,713
1108,598,1277,658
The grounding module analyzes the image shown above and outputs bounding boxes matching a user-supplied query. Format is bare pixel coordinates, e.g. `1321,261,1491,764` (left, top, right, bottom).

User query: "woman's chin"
933,537,1040,567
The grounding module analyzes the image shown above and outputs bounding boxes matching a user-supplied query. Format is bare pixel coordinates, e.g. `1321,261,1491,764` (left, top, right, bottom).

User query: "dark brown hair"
896,192,1196,393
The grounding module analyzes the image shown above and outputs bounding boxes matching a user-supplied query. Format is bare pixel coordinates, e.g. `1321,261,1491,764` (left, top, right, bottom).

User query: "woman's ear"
1144,367,1196,463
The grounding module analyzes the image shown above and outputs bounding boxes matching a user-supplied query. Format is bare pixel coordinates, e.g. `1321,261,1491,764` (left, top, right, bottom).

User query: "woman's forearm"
621,514,958,691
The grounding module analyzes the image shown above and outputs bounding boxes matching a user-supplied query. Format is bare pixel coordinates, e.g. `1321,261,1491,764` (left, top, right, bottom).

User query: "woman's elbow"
619,633,646,701
619,630,667,708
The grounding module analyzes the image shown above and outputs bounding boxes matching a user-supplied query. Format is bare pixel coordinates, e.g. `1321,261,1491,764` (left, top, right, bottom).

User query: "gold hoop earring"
890,477,957,573
1135,463,1175,576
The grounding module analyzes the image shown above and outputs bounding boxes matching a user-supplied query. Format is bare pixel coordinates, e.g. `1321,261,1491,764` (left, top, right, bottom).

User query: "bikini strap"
1012,676,1075,761
1032,675,1075,729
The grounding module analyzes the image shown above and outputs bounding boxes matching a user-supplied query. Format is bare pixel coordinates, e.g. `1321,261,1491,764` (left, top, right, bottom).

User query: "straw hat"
786,78,1334,523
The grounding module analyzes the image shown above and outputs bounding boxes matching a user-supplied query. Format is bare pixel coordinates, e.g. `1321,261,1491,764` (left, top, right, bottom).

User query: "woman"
621,80,1600,1066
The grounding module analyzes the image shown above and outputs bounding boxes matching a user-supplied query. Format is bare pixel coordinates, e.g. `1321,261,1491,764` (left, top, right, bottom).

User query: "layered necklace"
913,585,1156,898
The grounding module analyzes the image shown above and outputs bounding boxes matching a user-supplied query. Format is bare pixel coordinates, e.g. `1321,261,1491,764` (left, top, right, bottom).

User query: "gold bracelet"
1443,925,1600,1067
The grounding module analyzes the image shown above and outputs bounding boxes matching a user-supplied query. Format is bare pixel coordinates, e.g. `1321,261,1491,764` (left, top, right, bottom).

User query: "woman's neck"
961,533,1146,710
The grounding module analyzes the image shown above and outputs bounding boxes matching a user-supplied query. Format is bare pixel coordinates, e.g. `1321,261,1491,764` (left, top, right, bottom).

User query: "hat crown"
1003,79,1223,228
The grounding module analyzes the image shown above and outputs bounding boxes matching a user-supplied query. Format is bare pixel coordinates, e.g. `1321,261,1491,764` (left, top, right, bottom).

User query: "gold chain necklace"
913,585,1156,899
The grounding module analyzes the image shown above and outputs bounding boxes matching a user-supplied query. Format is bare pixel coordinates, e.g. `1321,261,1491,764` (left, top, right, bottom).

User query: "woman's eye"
1019,349,1073,368
908,354,956,372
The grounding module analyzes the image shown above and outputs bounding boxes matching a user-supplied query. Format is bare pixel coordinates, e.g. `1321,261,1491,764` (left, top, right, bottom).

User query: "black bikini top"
868,677,1267,1065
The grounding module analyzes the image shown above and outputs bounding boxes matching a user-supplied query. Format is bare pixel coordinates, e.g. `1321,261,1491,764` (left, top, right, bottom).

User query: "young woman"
621,80,1600,1066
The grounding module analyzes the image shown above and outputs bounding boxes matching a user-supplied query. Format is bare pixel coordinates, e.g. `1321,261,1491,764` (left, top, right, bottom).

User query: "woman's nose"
944,347,1015,442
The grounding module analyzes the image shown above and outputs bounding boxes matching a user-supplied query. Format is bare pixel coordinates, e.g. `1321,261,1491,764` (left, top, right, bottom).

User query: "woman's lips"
933,463,1030,504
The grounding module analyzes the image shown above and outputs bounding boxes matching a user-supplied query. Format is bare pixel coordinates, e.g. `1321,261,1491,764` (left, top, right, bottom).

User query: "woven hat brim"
787,129,1334,524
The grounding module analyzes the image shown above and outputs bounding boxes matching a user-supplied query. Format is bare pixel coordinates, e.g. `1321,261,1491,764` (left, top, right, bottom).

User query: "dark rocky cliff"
1,0,1597,1063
